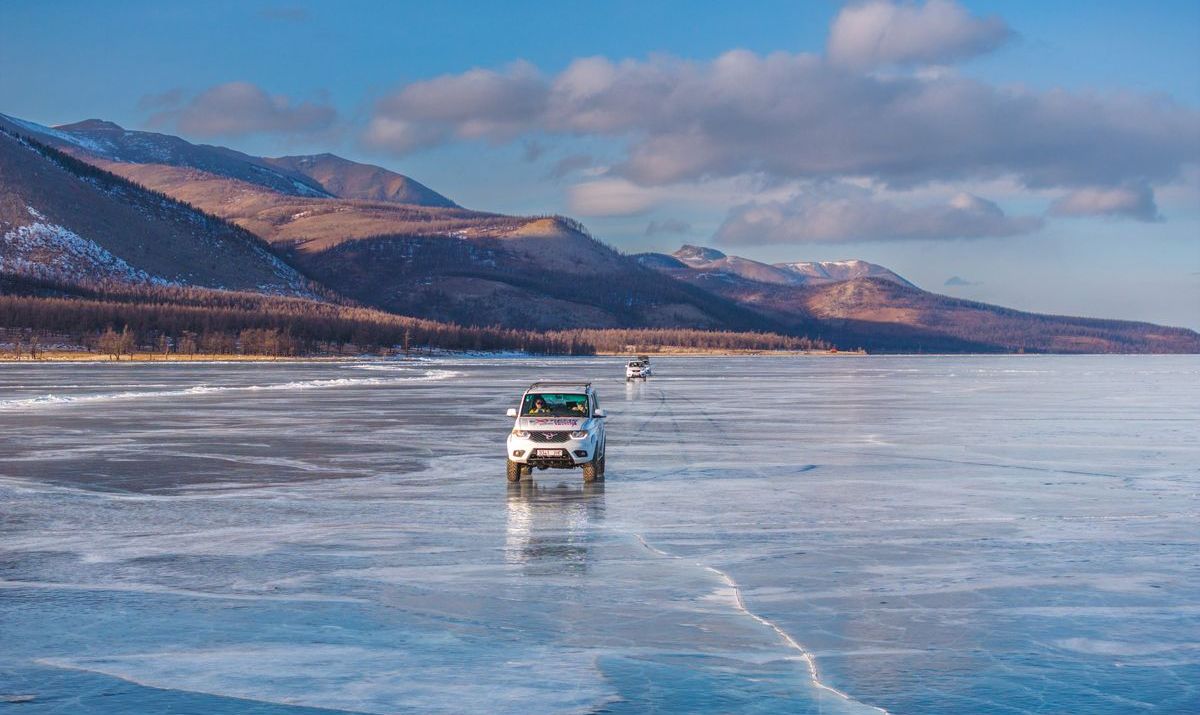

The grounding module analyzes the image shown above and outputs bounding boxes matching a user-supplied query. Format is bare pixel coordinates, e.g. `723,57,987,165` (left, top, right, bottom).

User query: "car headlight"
569,430,589,439
512,430,531,438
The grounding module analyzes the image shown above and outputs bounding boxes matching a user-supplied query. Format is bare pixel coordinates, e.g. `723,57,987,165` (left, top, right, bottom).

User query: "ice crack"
633,533,890,715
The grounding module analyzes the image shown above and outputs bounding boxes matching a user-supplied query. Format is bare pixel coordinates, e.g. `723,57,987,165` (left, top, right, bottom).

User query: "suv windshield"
521,392,590,417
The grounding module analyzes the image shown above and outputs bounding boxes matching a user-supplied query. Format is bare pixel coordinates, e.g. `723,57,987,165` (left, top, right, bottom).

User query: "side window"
592,393,599,412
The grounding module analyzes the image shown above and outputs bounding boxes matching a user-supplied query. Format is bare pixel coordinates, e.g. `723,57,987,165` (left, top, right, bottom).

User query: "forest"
0,277,825,358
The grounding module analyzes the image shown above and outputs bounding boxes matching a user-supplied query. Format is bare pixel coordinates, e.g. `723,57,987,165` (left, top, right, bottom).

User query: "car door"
592,392,605,456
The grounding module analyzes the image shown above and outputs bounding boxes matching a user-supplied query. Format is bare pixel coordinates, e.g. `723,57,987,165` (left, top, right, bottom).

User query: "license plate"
535,449,562,457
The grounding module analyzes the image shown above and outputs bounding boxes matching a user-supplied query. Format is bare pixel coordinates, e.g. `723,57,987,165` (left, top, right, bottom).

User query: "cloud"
714,188,1042,245
645,219,692,236
360,50,1200,196
547,153,594,179
363,61,546,154
567,178,660,216
148,82,336,138
827,0,1012,69
1049,184,1161,221
944,275,981,286
136,88,185,112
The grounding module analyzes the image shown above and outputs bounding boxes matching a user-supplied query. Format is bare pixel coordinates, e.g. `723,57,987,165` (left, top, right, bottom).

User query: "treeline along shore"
0,277,831,359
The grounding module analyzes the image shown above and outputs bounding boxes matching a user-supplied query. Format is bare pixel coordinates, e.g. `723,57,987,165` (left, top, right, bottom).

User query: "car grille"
529,431,571,443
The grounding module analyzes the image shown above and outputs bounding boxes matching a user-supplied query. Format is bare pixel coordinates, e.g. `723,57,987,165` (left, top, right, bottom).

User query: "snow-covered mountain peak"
674,245,728,264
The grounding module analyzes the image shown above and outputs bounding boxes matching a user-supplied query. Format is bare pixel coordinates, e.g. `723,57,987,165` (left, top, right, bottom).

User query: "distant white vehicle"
505,382,607,483
625,356,652,379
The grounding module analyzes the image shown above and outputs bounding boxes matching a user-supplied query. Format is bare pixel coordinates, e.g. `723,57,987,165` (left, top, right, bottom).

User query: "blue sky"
3,0,1198,328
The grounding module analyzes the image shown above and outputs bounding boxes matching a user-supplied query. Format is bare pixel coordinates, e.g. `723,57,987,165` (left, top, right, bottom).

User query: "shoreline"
1,349,867,363
0,352,365,363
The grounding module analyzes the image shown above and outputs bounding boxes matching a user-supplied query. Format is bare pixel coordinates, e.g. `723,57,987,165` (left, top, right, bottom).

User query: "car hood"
514,416,590,431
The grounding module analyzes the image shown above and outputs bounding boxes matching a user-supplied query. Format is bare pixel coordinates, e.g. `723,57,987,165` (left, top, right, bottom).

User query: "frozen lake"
1,356,1197,714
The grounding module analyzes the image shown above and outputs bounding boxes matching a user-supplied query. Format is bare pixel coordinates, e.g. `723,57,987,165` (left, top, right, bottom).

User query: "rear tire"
582,459,599,483
506,459,521,482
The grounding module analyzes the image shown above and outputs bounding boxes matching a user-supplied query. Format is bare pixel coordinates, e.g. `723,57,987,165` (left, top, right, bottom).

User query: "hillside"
2,110,1196,353
639,246,1200,353
0,128,312,295
661,245,915,287
263,154,458,207
0,113,771,332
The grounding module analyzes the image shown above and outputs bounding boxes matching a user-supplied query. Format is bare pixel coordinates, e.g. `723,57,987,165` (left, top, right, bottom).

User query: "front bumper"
507,434,596,467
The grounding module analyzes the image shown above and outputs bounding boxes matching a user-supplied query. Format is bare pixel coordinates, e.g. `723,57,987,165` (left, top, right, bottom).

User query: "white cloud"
1050,184,1161,222
645,219,692,236
148,82,336,138
566,175,799,217
827,0,1012,69
547,153,594,179
567,178,661,216
714,187,1042,244
363,61,546,153
360,50,1199,197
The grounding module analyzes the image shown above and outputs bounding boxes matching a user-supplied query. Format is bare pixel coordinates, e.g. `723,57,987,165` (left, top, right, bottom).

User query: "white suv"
506,382,607,482
625,355,652,379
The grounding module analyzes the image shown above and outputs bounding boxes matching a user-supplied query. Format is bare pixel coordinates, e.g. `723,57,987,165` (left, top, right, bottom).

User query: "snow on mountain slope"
1,218,168,285
670,245,914,287
776,259,916,288
0,114,458,209
0,127,314,295
671,245,803,285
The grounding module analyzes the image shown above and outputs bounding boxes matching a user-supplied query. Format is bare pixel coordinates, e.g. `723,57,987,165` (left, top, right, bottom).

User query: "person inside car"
528,396,550,415
570,400,588,415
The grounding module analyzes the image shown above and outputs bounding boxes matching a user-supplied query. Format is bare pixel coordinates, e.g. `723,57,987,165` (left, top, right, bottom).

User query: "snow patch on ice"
0,369,463,411
39,644,613,715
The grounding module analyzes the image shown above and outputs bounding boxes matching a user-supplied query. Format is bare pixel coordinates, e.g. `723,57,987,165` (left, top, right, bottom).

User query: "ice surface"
0,356,1197,713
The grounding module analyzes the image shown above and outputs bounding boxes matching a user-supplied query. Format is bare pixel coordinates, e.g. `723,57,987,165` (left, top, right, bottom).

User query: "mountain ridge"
1,114,456,207
0,126,313,296
1,110,1196,353
662,244,916,288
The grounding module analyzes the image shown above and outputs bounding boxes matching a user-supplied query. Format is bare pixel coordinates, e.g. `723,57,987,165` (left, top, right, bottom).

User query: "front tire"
506,459,522,482
582,458,599,483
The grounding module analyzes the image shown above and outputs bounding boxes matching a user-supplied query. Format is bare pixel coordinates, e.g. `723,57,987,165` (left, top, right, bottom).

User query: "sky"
3,0,1199,328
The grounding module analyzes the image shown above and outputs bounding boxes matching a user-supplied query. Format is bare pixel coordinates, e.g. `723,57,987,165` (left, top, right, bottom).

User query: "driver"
528,395,551,415
570,400,588,415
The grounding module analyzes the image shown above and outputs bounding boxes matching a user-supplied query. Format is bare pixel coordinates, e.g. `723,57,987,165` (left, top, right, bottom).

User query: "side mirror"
594,408,606,418
506,408,517,418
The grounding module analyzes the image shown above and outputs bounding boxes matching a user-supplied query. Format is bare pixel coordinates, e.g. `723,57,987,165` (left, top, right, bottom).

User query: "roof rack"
527,381,592,391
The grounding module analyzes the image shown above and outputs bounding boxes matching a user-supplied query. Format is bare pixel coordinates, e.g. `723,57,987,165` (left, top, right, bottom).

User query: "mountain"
666,245,915,287
0,126,312,295
2,110,1196,352
639,245,1200,353
0,114,456,207
0,113,765,331
263,154,458,207
777,259,916,288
